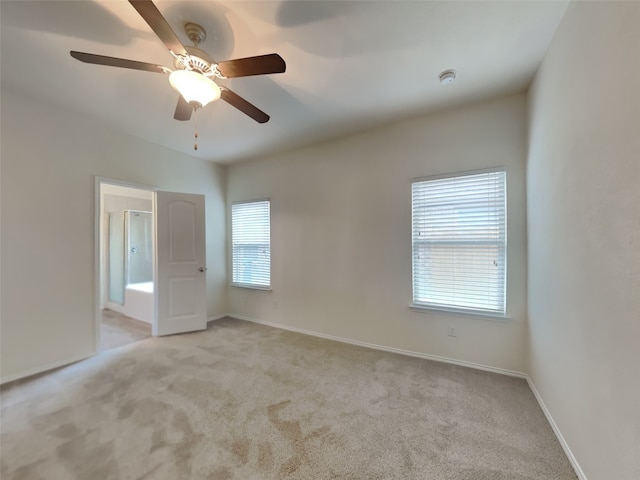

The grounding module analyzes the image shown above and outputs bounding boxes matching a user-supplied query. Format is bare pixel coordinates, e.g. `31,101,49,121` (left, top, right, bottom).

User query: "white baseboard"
526,376,587,480
208,314,228,323
0,351,95,386
227,313,527,378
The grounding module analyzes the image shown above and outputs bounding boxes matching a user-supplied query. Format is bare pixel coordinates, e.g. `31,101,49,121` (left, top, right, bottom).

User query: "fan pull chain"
193,107,199,151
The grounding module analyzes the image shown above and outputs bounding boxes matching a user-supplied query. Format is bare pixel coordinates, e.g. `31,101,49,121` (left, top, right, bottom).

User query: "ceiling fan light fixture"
169,70,221,107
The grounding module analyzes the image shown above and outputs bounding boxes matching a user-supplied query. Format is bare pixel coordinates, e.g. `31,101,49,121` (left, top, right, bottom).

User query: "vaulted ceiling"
0,0,569,164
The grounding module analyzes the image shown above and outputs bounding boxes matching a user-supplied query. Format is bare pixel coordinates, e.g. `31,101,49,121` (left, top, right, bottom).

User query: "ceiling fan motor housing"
172,23,216,75
174,46,214,74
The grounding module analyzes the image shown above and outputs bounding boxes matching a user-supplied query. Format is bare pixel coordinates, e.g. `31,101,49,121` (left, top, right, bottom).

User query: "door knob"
199,267,207,272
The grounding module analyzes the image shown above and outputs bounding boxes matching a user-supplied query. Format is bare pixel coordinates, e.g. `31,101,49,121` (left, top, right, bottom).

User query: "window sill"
231,283,272,292
409,304,511,322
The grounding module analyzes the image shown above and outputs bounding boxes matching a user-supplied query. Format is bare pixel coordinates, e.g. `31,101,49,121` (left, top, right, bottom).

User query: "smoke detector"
439,69,457,85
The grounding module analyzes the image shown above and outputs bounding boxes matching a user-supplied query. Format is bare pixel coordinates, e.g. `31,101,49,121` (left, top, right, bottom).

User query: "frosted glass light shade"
169,70,221,107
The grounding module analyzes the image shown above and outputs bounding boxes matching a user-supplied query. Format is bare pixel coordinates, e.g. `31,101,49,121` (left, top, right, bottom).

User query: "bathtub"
109,282,154,324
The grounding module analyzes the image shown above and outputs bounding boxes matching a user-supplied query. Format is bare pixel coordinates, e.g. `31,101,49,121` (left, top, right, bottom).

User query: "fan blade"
174,96,193,121
70,51,168,74
129,0,188,57
216,54,286,78
221,88,270,123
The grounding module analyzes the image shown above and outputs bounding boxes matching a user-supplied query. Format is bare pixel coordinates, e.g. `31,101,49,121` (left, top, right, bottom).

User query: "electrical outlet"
448,327,457,337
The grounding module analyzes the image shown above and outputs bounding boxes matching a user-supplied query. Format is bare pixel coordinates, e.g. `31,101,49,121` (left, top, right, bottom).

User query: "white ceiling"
1,0,569,164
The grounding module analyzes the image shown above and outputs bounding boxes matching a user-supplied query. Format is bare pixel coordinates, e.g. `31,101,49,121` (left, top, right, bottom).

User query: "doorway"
97,180,155,351
96,179,208,351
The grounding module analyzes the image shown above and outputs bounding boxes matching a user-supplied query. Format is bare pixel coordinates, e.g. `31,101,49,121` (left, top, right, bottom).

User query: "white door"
154,191,207,336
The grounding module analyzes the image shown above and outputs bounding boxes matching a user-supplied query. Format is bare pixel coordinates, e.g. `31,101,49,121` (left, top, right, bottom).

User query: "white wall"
227,94,528,374
0,88,227,382
527,2,640,479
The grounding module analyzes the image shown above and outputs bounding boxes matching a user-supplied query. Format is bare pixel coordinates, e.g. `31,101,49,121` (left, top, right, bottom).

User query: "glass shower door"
108,212,125,304
127,211,153,285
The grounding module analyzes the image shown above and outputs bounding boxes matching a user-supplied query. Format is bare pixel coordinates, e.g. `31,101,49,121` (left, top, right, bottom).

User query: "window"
411,169,506,316
231,200,271,289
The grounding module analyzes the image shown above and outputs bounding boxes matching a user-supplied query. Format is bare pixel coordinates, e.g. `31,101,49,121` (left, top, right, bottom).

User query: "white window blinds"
232,200,271,289
411,169,506,315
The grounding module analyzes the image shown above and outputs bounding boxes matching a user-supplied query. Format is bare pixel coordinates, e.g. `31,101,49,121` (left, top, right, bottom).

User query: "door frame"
94,177,157,353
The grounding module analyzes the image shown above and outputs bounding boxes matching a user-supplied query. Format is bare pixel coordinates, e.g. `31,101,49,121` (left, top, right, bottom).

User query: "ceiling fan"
70,0,285,124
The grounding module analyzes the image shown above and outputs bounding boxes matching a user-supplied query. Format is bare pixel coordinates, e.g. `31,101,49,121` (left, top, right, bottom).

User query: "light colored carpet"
1,317,577,479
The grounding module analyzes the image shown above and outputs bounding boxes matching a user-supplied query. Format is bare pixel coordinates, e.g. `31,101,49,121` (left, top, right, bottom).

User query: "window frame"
410,168,508,320
231,198,272,291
